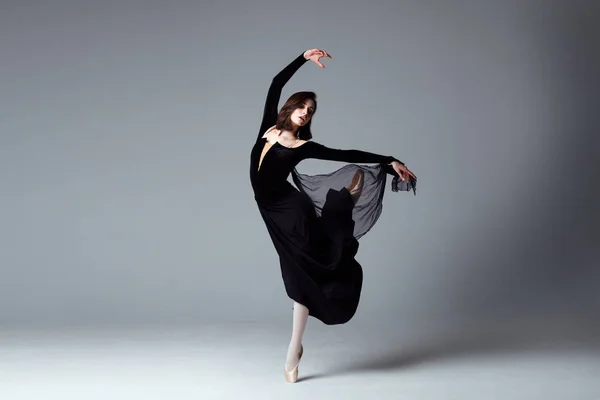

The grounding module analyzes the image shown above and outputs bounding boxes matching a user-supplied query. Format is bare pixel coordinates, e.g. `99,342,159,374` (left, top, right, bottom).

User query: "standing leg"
285,301,308,380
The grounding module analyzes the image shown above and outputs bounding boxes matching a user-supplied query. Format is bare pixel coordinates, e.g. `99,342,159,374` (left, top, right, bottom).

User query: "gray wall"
1,0,598,328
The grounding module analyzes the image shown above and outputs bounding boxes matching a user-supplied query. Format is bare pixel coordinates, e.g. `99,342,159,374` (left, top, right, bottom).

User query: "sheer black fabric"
292,162,416,240
249,52,416,325
293,165,376,240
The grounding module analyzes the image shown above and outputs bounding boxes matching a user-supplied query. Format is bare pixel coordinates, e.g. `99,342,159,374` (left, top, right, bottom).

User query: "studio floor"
1,319,599,400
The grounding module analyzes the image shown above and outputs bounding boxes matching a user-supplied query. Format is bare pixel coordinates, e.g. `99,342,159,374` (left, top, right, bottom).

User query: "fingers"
307,49,331,68
308,48,331,57
310,54,325,68
320,50,332,59
395,166,406,181
399,164,417,180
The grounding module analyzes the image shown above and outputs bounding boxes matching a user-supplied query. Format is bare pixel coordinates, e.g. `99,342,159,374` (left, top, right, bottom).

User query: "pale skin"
261,48,417,183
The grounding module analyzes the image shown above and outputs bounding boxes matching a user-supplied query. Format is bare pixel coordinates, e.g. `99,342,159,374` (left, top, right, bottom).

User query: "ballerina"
248,48,417,383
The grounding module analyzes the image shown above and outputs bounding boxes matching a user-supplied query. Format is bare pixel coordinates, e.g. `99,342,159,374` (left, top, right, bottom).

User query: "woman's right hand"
303,48,332,68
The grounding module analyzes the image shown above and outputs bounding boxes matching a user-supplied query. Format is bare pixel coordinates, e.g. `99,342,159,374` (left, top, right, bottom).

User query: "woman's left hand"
390,161,416,182
303,48,332,68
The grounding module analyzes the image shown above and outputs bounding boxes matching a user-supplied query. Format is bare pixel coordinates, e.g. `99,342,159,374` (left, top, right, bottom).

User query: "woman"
249,48,417,383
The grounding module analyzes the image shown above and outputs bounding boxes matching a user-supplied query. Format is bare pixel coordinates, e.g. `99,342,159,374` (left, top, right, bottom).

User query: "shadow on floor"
298,320,600,382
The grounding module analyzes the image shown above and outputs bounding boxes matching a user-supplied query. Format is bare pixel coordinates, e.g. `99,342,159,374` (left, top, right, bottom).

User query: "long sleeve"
299,141,416,194
256,53,308,141
300,141,402,166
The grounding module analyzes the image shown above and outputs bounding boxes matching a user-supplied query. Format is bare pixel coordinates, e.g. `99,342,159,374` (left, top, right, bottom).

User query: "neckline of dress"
265,137,309,149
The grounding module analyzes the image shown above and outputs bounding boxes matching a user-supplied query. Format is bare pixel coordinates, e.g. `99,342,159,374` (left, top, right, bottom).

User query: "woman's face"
290,99,315,128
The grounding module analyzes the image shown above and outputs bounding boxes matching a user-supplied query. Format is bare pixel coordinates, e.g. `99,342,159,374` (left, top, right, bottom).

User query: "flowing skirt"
257,163,415,325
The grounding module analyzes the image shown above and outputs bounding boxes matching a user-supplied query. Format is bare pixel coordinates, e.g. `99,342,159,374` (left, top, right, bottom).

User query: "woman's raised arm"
256,49,331,142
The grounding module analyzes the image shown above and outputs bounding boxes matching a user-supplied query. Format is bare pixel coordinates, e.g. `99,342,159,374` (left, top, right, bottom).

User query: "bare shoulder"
261,125,279,139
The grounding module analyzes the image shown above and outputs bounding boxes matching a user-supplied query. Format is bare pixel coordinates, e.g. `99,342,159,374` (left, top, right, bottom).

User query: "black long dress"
249,53,416,325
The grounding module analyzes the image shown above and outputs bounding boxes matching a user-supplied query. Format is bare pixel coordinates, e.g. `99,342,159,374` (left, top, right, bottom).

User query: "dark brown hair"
276,91,317,140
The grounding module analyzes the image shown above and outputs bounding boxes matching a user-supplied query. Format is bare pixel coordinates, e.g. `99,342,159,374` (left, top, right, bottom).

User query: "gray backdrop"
1,0,598,329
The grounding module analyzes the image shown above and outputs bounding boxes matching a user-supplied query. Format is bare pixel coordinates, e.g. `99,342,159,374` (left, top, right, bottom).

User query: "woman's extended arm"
299,141,417,188
300,141,401,166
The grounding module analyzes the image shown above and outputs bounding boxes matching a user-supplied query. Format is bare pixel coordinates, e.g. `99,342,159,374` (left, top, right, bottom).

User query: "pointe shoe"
284,345,304,383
